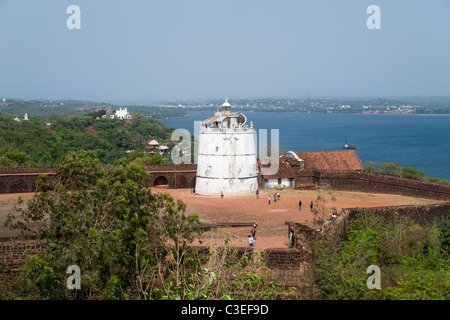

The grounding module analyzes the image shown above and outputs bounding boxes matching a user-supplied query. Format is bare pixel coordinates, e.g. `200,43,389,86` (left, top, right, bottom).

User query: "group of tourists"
267,192,280,205
223,189,341,246
298,200,314,211
324,212,340,229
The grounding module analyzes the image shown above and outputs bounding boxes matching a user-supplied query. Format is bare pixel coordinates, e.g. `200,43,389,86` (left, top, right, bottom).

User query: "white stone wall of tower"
195,127,258,195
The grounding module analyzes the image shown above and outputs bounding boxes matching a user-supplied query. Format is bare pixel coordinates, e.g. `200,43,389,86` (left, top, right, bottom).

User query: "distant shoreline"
168,110,450,117
155,115,189,121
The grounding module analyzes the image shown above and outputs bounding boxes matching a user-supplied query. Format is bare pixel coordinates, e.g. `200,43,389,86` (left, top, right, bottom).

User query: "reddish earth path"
152,187,441,250
0,189,441,248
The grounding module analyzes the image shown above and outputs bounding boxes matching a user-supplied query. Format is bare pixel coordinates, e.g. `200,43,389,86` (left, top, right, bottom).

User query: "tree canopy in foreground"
2,151,289,300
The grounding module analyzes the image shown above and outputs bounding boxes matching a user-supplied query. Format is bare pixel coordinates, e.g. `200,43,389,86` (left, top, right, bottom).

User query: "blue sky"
1,0,450,104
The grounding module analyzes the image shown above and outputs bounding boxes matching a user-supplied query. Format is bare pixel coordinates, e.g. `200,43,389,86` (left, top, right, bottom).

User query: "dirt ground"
0,189,442,249
151,187,441,250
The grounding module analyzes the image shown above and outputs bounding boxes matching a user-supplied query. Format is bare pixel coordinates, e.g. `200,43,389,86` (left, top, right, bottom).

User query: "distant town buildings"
161,98,427,115
13,114,29,122
0,99,13,106
145,139,159,154
145,137,170,156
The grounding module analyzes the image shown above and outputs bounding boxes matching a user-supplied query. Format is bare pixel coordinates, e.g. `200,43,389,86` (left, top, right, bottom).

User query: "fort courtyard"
0,188,442,248
152,187,441,250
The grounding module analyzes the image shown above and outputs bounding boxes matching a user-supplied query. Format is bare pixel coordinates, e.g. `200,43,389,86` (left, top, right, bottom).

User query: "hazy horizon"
1,1,450,104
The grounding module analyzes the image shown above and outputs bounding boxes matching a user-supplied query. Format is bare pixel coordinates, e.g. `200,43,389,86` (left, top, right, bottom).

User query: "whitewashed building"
104,107,132,119
259,157,295,189
195,99,258,195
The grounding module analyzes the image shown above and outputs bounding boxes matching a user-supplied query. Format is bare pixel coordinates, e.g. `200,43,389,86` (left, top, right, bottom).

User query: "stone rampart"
295,170,450,201
294,201,450,250
0,240,43,271
4,165,450,200
0,240,304,287
0,167,55,174
0,165,199,193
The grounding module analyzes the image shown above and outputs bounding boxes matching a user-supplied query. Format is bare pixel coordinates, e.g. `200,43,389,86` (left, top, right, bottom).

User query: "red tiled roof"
294,150,364,171
260,158,295,179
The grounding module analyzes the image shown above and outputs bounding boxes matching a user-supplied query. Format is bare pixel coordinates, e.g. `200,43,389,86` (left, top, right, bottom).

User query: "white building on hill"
102,107,132,119
195,99,258,195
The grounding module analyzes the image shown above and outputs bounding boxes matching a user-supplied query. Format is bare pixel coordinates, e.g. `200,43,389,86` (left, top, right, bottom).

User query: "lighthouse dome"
221,99,231,107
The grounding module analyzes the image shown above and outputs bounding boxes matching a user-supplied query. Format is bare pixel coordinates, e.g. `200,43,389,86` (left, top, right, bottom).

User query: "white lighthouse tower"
195,99,258,195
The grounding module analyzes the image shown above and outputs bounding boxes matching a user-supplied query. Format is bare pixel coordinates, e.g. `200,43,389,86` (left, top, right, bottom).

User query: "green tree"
0,148,28,166
5,151,290,300
5,151,202,299
310,211,450,300
364,161,383,173
439,220,450,253
381,162,401,176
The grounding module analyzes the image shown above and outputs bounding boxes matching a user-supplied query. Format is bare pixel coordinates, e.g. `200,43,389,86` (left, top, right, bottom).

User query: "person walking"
256,189,259,199
277,192,280,201
251,224,257,239
299,200,302,210
310,200,314,211
268,195,271,205
289,229,295,248
274,193,277,203
248,235,255,247
221,191,223,198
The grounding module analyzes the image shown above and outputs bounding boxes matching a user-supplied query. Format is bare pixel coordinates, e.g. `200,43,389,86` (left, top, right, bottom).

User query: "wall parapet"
320,201,450,247
0,167,55,174
0,240,43,271
0,164,200,193
294,170,450,201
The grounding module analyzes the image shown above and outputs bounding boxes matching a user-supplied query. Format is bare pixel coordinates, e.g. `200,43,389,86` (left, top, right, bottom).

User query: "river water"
163,111,450,180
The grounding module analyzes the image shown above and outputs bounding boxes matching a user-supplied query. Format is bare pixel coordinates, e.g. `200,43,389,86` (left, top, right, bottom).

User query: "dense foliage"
1,151,289,300
0,99,186,119
310,211,450,300
365,161,450,185
0,113,174,166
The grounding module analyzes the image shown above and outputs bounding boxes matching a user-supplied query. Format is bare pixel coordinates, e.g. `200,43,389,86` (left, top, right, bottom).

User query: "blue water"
162,112,450,180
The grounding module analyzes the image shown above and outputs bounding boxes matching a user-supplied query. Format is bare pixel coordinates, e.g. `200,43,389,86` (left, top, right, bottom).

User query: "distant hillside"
0,113,174,166
0,99,186,120
163,97,450,114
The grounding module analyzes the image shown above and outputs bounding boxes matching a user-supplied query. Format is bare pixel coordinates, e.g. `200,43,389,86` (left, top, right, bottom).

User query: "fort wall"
0,165,198,193
3,166,450,201
326,202,450,245
0,241,304,287
295,170,450,201
290,201,450,254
